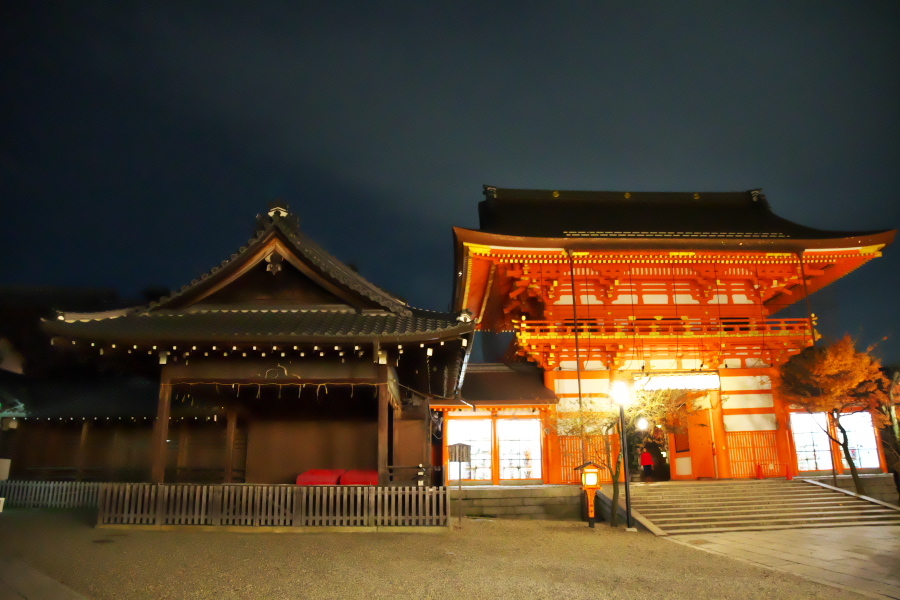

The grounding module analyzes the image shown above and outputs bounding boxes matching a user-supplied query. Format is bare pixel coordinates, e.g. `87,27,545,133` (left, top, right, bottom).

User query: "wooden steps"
629,479,900,535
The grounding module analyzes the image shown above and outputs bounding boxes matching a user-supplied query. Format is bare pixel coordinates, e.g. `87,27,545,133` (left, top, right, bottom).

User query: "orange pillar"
771,382,796,479
709,391,730,479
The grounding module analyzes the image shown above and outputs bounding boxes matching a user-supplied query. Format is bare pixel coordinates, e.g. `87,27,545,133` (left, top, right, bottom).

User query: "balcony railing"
518,317,812,340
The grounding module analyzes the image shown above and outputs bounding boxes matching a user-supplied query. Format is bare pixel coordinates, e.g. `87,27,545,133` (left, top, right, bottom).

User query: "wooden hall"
450,187,896,484
30,204,475,486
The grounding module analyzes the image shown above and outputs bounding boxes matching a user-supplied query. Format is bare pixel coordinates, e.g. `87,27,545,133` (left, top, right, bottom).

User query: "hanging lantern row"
59,338,467,364
14,415,221,422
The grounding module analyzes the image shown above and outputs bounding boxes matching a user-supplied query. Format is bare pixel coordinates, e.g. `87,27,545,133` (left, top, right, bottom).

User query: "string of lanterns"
58,338,467,367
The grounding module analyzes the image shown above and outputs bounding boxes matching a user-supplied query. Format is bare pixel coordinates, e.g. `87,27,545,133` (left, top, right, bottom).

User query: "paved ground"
669,526,900,600
0,508,883,600
0,557,88,600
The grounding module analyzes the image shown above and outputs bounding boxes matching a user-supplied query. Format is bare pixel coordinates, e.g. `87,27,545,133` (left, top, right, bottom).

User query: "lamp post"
611,380,635,531
575,461,601,528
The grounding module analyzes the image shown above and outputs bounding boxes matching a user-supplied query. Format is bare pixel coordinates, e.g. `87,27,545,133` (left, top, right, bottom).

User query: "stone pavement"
668,525,900,599
0,557,88,600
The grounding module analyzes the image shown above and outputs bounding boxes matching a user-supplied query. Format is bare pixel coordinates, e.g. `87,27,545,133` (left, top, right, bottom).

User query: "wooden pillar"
150,367,172,484
110,428,124,481
391,405,399,467
441,411,449,486
377,368,389,485
75,420,90,481
176,422,190,482
224,409,237,483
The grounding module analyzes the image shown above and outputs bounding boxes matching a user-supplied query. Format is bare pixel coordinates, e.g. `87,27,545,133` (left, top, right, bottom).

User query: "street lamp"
574,461,601,528
611,380,636,531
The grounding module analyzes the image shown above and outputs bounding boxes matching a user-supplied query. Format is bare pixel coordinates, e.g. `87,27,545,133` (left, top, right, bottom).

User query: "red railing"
518,317,812,340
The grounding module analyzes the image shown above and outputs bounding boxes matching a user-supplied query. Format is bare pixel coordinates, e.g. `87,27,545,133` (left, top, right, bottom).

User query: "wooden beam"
224,409,237,483
150,367,172,483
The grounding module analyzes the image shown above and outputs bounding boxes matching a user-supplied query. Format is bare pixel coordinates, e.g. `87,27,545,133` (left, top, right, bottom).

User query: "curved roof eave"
453,226,896,254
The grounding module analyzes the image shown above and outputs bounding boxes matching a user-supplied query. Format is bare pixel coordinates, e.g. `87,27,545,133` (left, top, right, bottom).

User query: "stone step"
637,503,885,519
632,494,838,505
645,507,899,525
654,512,900,531
631,481,791,488
631,496,867,510
631,481,792,488
620,480,900,535
632,485,824,493
631,484,827,496
620,491,834,503
663,518,900,535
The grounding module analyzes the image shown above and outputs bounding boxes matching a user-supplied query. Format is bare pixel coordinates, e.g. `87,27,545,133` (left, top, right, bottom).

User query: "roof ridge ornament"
268,201,290,218
256,200,300,235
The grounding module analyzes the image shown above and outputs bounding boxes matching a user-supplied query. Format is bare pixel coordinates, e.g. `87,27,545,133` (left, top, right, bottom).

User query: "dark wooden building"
7,205,474,485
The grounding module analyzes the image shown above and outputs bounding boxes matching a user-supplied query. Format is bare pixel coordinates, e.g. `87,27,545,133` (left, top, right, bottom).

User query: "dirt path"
0,509,862,600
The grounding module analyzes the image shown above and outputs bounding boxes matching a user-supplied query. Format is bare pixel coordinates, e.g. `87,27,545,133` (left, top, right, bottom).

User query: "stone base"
448,485,583,520
802,473,899,505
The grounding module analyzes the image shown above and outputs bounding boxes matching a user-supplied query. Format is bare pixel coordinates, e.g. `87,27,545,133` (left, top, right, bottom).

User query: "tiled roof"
478,186,893,240
43,206,476,344
434,362,558,407
45,308,471,344
148,212,412,316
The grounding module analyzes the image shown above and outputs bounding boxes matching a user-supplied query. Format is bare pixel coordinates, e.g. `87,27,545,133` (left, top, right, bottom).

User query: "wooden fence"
559,435,618,484
98,483,448,528
0,480,101,508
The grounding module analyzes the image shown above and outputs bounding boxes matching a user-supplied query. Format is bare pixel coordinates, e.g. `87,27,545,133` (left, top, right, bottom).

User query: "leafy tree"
778,335,891,495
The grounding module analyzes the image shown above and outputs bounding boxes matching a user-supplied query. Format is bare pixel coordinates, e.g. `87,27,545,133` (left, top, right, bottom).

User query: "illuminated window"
838,412,880,469
497,419,542,480
447,418,544,482
447,419,492,481
790,413,832,471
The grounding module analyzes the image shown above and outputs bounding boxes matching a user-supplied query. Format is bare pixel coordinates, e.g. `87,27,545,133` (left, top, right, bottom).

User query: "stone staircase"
629,479,900,535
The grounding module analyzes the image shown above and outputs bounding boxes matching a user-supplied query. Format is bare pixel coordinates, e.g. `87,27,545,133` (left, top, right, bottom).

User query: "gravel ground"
0,509,864,600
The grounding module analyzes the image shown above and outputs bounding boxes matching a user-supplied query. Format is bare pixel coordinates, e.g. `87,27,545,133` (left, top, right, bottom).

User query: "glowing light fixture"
611,380,631,405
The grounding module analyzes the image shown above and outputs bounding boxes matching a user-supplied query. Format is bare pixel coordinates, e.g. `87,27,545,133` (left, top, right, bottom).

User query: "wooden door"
688,410,716,479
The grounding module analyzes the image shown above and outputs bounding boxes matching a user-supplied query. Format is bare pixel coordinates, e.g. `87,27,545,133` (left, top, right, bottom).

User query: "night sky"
2,3,899,364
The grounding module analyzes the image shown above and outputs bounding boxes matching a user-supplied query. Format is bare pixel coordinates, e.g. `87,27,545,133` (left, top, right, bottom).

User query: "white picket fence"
0,480,101,508
98,483,449,528
0,480,448,528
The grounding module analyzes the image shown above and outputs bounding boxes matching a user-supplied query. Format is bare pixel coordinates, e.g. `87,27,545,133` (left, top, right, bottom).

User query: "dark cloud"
2,2,898,361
